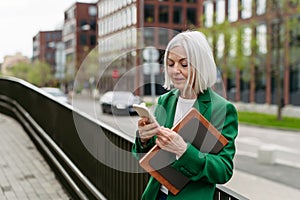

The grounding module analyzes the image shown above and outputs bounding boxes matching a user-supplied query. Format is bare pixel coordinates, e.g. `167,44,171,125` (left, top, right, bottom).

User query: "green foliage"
7,60,54,87
7,61,31,80
238,111,300,131
28,61,53,87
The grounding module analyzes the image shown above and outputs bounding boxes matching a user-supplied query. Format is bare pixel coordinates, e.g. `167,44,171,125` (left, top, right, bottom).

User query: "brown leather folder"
139,108,229,195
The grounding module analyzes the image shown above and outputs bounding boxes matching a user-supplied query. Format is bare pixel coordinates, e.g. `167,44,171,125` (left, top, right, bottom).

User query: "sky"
0,0,96,63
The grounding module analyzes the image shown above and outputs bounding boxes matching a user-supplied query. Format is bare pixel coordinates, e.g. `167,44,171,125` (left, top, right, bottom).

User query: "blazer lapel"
193,89,212,121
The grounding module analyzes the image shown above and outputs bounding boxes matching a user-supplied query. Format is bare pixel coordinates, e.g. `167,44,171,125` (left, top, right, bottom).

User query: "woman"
132,31,238,200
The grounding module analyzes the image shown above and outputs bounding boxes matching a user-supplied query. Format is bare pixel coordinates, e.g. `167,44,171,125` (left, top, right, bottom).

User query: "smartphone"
133,104,158,125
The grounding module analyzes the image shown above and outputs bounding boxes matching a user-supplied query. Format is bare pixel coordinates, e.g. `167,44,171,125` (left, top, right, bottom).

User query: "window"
132,5,137,24
173,6,182,24
204,1,213,27
90,20,96,31
217,34,225,59
256,0,266,15
216,0,225,24
159,29,169,46
229,31,237,57
88,6,97,16
90,35,96,46
256,24,267,54
228,0,238,22
80,20,88,27
80,34,87,45
187,7,197,25
145,4,155,23
144,28,154,46
241,0,252,19
242,27,252,56
159,5,169,23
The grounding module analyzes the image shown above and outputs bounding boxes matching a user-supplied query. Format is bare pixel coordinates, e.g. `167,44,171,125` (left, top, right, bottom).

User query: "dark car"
99,91,142,115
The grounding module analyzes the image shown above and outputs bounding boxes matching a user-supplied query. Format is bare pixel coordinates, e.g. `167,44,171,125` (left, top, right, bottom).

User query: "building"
96,0,203,94
201,0,300,106
63,2,98,80
32,30,62,71
1,53,30,75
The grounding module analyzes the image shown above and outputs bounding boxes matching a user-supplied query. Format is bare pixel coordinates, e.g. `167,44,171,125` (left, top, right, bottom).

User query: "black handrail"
0,76,249,200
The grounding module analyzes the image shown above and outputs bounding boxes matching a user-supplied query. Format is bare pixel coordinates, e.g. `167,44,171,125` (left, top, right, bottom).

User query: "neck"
179,90,197,99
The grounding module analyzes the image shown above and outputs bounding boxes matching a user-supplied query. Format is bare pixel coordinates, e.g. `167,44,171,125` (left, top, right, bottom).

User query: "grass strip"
238,111,300,131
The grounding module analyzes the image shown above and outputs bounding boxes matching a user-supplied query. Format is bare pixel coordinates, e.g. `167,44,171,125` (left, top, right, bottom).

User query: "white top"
160,96,196,195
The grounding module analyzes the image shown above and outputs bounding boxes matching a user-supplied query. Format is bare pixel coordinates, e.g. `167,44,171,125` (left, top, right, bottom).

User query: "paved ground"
0,113,70,200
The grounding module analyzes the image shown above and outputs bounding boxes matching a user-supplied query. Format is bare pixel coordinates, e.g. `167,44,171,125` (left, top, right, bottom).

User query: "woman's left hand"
156,127,187,158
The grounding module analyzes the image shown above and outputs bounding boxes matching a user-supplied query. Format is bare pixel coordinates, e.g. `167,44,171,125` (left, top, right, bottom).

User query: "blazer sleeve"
171,102,238,184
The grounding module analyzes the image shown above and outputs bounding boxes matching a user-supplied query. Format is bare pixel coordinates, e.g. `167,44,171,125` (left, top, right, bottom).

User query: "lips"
173,77,185,82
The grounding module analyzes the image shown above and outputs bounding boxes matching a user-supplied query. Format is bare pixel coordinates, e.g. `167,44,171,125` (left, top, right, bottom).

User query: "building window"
256,0,266,15
159,29,169,46
229,31,237,57
217,34,225,59
243,27,252,56
80,34,87,45
228,0,238,22
173,6,182,24
256,24,267,54
241,0,252,19
80,20,88,27
144,28,154,46
88,6,97,16
90,35,96,46
132,5,137,24
204,1,213,27
145,4,155,23
216,0,225,24
159,5,169,23
187,7,197,25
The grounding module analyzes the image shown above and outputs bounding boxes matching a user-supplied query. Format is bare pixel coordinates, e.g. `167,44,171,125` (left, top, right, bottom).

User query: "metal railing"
0,77,248,200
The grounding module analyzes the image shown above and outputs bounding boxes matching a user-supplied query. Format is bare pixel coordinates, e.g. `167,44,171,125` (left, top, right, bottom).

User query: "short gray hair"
163,30,217,95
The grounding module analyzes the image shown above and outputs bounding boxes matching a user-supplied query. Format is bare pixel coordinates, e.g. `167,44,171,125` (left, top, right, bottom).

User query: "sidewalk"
0,113,70,200
225,169,300,200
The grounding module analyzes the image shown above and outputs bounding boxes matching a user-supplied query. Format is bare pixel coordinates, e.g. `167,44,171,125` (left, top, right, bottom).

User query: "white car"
100,91,142,115
41,87,69,104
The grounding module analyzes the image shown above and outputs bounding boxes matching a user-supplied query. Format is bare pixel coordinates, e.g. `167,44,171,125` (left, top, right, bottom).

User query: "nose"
173,63,182,73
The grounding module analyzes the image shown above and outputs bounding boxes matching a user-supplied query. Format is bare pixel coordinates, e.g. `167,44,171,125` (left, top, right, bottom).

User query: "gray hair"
163,31,217,95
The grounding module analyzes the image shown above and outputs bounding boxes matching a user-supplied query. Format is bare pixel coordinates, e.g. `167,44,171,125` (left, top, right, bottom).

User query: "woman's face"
167,46,193,92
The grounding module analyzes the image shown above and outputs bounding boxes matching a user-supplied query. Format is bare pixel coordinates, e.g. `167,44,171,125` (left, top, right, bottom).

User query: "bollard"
257,145,276,165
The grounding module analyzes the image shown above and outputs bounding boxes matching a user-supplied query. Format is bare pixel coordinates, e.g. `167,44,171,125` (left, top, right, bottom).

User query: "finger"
138,118,149,126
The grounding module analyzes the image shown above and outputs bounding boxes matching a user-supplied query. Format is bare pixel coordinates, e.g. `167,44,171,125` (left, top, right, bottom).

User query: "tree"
7,61,31,80
28,61,53,87
7,60,54,87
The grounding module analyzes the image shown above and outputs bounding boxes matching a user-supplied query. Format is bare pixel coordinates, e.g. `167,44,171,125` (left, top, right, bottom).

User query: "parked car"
41,87,69,104
100,91,142,115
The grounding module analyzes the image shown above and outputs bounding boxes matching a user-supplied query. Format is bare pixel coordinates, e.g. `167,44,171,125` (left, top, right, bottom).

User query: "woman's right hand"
138,117,159,143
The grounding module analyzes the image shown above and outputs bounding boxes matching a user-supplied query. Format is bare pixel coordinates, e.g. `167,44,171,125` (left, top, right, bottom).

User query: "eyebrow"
167,57,187,62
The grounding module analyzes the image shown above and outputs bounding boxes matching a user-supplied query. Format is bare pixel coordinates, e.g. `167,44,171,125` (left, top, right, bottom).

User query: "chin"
173,83,185,90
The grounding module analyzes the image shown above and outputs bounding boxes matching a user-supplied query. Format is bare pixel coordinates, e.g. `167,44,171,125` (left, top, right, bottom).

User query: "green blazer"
132,88,238,200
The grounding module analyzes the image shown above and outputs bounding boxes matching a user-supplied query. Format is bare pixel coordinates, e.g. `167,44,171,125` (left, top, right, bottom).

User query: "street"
72,94,300,198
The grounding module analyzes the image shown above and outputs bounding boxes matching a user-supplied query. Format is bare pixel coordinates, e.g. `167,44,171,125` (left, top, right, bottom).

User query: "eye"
167,60,175,67
181,61,188,68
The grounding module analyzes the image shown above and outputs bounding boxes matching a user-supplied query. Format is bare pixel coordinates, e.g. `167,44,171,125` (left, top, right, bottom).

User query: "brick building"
63,2,98,79
32,30,62,71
